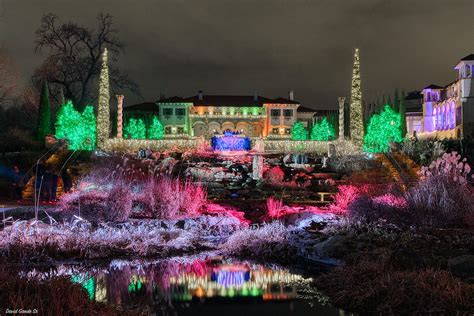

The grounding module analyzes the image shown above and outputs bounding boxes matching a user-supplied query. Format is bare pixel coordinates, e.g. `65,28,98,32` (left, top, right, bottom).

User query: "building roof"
405,91,422,101
264,97,300,105
156,96,188,103
183,95,271,107
297,105,317,113
460,54,474,61
124,102,159,112
423,84,444,90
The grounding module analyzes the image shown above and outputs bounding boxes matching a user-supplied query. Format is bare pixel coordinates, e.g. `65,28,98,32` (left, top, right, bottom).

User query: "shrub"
316,260,474,314
105,183,132,221
420,151,472,184
405,175,473,229
220,222,296,262
263,166,284,184
266,197,284,218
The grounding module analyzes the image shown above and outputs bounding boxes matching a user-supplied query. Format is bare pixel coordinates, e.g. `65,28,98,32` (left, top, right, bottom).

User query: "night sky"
1,0,473,109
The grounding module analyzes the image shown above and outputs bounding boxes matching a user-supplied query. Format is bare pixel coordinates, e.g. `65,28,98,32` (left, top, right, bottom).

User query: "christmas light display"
37,81,52,141
310,117,335,141
211,132,251,151
147,116,164,139
55,101,96,150
363,105,403,153
124,118,146,139
97,48,110,148
349,48,364,144
291,122,308,140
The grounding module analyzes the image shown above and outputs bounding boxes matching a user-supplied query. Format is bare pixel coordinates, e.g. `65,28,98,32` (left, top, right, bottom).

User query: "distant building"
405,91,423,137
420,54,474,139
123,91,318,138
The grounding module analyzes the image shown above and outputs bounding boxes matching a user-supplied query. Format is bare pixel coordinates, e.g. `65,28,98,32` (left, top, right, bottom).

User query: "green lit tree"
310,117,335,141
124,118,146,139
148,116,164,139
37,81,52,141
55,101,96,150
363,105,403,153
291,121,308,140
399,90,407,137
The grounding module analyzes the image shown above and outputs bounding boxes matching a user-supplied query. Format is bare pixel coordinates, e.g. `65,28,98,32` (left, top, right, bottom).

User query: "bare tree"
33,13,140,109
0,48,19,107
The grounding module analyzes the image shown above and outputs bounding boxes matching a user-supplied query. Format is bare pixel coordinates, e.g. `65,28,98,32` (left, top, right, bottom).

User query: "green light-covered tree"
291,121,308,140
55,101,96,150
363,105,403,153
310,117,335,141
37,81,51,141
148,116,164,139
349,48,364,144
124,118,146,139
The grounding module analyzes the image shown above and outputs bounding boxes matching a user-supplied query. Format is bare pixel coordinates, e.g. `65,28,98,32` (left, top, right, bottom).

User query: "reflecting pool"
22,255,340,315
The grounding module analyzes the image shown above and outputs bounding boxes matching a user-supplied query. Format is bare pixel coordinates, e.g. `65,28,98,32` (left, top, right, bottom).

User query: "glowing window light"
243,108,248,116
230,108,235,115
252,107,259,116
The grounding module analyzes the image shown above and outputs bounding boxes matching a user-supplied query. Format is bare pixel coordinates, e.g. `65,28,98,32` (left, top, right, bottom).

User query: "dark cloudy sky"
1,0,473,109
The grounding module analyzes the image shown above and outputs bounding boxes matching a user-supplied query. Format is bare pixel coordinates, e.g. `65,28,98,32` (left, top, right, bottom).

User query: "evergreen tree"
55,101,96,150
393,88,400,112
37,81,52,141
399,90,407,137
148,116,164,139
349,48,364,144
310,117,335,141
291,121,307,140
97,48,110,148
363,105,403,153
124,118,146,139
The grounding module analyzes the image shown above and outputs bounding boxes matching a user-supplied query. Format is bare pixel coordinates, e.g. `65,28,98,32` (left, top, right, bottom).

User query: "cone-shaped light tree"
349,48,364,144
291,121,308,140
37,81,52,141
311,117,335,141
148,116,164,139
97,48,110,148
124,118,146,139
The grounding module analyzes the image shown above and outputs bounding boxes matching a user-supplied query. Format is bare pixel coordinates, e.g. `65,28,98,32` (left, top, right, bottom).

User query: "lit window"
272,128,279,134
165,126,172,134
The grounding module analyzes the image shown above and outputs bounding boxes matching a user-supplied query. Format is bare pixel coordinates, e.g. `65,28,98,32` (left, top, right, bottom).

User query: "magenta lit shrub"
263,166,285,185
105,183,132,222
266,197,284,218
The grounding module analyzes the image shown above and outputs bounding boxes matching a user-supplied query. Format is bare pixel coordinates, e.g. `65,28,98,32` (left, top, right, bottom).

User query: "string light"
124,118,146,139
350,48,364,144
55,101,96,150
147,116,165,139
97,48,110,148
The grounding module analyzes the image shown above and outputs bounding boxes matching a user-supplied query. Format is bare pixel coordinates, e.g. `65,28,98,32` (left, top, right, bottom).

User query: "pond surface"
22,255,341,315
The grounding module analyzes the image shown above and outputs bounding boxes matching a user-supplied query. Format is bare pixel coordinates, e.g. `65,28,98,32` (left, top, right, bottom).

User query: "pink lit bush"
266,197,284,218
263,166,285,184
420,151,472,184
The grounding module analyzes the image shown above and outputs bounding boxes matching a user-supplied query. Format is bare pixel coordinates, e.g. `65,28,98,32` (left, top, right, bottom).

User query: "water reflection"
22,256,340,315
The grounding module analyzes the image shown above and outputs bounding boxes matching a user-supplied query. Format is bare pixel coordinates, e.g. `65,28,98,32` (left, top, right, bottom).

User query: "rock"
175,220,185,229
449,255,474,278
314,235,352,259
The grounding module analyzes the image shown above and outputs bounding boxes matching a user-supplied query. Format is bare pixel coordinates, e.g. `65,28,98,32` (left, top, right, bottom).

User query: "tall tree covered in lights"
97,48,110,149
291,121,308,140
363,105,403,153
37,81,51,141
349,48,364,144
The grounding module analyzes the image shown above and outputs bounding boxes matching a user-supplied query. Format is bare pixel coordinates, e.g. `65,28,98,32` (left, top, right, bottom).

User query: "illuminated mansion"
417,54,474,139
123,91,318,138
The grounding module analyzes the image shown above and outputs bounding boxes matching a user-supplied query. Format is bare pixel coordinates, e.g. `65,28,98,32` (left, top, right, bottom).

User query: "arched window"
433,108,438,130
466,65,471,78
427,92,431,102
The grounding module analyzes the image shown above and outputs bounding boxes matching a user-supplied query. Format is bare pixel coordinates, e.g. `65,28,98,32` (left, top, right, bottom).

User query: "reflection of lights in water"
71,274,95,300
215,271,246,288
128,275,147,293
